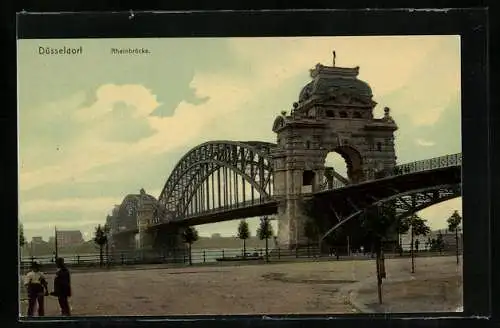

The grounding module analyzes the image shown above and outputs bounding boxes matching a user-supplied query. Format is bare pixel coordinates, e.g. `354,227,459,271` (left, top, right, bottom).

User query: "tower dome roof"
298,63,372,102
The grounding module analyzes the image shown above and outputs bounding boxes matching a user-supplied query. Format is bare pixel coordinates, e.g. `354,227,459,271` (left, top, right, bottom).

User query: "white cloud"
19,36,462,238
20,37,460,193
20,74,254,191
416,139,436,147
227,36,446,97
74,84,161,122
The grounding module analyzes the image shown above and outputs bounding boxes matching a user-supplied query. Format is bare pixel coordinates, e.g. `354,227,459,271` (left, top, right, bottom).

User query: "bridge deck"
112,152,461,236
144,165,461,231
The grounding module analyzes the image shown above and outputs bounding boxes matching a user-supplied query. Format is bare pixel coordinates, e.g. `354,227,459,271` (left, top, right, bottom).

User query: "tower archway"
271,56,399,249
324,145,363,186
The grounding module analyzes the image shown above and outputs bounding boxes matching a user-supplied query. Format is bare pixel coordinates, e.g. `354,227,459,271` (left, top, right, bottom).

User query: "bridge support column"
153,226,188,263
274,167,318,250
276,197,311,249
112,233,136,256
137,219,155,257
136,189,162,260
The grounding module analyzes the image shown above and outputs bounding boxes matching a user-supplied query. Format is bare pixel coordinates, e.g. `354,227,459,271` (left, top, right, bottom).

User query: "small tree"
19,223,26,248
408,214,431,273
304,218,319,256
237,220,250,257
436,230,445,254
93,224,108,267
182,226,199,265
257,216,274,262
447,210,462,265
360,203,397,304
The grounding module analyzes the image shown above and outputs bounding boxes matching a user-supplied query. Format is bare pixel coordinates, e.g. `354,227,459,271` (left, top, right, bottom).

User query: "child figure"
23,261,49,317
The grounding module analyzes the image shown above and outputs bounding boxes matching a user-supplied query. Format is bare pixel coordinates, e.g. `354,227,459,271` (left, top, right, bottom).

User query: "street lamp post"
54,226,59,261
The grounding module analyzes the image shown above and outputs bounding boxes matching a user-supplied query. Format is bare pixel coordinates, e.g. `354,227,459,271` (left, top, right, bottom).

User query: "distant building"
400,229,463,251
31,236,44,244
211,233,222,239
56,230,84,247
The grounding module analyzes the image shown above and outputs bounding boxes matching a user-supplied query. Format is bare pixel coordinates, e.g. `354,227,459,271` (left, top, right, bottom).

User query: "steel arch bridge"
154,141,277,225
108,139,461,238
144,140,461,229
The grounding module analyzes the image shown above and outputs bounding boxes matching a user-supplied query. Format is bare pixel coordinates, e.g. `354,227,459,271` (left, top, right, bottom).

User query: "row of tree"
18,209,462,275
301,199,463,304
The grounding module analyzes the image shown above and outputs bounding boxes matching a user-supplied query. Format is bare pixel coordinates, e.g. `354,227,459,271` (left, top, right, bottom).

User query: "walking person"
50,257,72,316
23,261,49,317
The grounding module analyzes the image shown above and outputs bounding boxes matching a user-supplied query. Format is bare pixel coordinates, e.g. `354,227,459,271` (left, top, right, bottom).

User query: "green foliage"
182,226,199,245
183,226,199,265
237,220,250,241
447,210,462,265
396,216,411,236
19,223,26,248
257,216,274,240
429,231,445,251
360,204,397,243
237,220,250,256
409,215,431,237
93,224,110,267
93,224,108,246
447,210,462,232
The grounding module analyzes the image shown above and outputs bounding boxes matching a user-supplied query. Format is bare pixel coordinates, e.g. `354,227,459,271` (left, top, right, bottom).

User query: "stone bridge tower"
271,58,398,249
136,188,157,252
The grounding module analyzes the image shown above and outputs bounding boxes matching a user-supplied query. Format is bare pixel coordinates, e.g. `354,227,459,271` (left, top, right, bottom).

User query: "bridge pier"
136,193,157,259
111,232,136,256
152,226,188,263
276,197,311,249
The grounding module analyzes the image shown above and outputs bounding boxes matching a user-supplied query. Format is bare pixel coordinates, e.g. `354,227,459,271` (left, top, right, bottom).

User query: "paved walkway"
344,257,463,313
19,256,462,317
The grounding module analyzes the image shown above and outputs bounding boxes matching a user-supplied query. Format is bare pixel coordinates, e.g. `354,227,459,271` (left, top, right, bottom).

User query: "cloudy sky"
18,36,461,242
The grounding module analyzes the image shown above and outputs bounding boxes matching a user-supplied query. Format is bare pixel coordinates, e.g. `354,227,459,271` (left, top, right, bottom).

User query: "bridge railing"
19,242,463,273
317,153,462,192
115,153,462,230
393,153,461,176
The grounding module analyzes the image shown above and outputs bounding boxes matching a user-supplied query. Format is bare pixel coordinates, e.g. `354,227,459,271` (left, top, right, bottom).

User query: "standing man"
51,257,72,316
24,261,49,316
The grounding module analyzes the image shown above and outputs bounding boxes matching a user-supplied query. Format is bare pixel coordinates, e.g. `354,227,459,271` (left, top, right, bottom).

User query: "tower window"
376,142,382,151
353,112,362,119
339,111,348,118
326,110,335,118
303,170,315,186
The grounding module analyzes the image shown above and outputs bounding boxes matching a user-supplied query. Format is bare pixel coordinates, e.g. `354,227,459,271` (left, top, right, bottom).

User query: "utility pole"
54,226,59,260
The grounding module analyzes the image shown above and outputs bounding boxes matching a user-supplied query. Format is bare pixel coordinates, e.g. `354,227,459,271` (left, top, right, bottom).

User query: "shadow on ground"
262,272,358,285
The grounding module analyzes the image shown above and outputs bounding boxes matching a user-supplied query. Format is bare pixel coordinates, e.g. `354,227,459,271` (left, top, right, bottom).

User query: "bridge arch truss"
319,183,462,242
156,141,278,224
315,164,462,242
